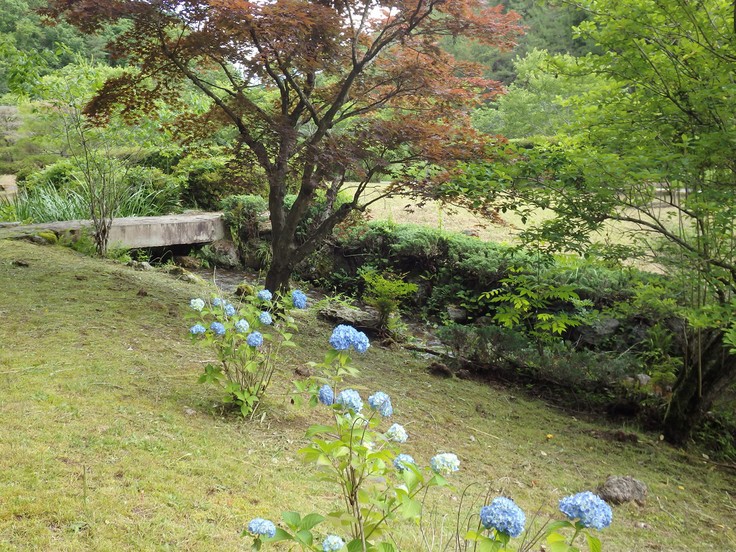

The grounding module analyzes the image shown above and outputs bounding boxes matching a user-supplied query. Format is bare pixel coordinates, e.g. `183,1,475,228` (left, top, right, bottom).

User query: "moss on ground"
0,240,734,551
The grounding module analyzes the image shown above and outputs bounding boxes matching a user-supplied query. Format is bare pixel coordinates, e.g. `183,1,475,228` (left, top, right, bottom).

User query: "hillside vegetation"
0,239,734,551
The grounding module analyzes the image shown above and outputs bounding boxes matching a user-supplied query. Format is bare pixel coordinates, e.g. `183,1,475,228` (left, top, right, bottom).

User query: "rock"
597,475,648,505
578,317,621,345
174,255,201,269
456,369,472,380
635,373,652,386
127,260,153,271
137,288,148,297
294,366,312,378
428,362,453,378
461,229,480,237
235,283,255,297
446,305,468,323
319,302,381,330
210,239,240,268
36,231,58,244
165,265,186,276
12,259,29,267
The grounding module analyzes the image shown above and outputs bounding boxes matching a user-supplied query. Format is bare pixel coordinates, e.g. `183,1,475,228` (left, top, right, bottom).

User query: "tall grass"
0,182,177,223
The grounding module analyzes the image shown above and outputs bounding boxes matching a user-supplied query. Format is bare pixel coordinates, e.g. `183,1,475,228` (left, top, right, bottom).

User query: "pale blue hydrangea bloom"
212,297,223,307
336,389,363,413
393,453,415,472
247,518,276,538
235,319,250,333
259,311,273,325
430,453,460,475
329,325,370,353
480,497,526,538
189,323,206,335
352,330,370,353
329,324,356,351
209,322,225,336
189,298,205,311
247,331,264,347
257,289,273,301
559,491,612,530
321,534,345,552
385,423,408,443
318,385,334,406
223,303,236,317
292,289,307,309
368,391,393,417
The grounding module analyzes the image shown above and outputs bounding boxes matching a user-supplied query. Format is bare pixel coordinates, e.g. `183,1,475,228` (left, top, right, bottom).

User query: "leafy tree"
471,48,601,137
443,0,595,84
46,0,524,292
0,0,123,94
445,0,736,445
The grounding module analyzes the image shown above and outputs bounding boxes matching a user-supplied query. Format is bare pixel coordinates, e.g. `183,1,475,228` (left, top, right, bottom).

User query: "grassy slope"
0,240,734,551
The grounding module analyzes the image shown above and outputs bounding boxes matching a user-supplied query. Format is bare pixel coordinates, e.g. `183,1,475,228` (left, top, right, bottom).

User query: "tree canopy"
47,0,524,291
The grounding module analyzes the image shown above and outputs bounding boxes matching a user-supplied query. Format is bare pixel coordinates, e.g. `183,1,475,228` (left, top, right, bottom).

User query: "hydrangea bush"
246,323,612,551
187,289,299,417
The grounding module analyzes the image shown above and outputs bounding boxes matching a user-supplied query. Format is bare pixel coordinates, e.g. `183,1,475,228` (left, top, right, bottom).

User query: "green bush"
175,155,242,210
221,194,268,244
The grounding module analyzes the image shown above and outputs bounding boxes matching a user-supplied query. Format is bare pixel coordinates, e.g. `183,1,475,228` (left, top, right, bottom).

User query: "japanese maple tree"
46,0,522,291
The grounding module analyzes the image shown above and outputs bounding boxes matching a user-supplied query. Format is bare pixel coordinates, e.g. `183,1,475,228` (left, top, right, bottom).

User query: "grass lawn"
0,239,734,551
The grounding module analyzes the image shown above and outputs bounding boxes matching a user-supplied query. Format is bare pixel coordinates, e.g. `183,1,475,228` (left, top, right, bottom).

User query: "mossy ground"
0,240,734,551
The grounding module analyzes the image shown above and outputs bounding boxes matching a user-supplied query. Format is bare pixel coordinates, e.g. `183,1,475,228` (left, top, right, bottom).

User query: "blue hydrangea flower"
189,298,205,311
212,297,223,307
247,518,276,538
559,491,612,530
247,331,264,347
393,453,415,472
259,311,273,325
223,303,236,317
352,330,370,353
330,324,356,351
209,322,225,336
336,389,363,413
257,289,273,301
385,423,408,443
292,289,308,309
368,391,393,417
189,323,206,335
329,325,371,353
430,453,460,475
480,497,526,538
321,534,345,552
318,384,334,406
235,319,250,333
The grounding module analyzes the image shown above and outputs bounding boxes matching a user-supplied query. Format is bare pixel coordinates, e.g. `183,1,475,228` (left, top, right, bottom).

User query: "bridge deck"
0,212,227,248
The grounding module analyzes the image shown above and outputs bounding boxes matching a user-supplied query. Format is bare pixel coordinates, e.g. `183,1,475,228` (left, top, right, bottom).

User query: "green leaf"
347,539,364,552
281,511,300,530
266,528,294,543
299,513,325,531
586,533,602,552
376,543,396,552
294,529,313,546
305,424,334,438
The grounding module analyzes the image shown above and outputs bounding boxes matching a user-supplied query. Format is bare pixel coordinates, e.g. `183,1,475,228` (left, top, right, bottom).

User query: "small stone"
173,255,201,269
456,369,472,380
137,288,148,297
294,366,312,378
635,373,652,386
427,362,453,378
12,259,29,267
184,407,197,416
446,305,468,322
597,475,648,505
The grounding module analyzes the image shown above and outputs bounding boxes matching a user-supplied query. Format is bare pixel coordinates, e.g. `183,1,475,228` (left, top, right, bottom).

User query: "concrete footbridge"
0,212,227,248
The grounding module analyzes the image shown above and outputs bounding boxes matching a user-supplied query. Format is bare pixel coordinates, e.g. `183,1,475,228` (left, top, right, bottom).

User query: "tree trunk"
264,245,295,294
663,329,736,445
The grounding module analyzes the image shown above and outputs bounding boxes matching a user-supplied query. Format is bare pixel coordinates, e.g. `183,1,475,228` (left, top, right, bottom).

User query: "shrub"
186,289,299,417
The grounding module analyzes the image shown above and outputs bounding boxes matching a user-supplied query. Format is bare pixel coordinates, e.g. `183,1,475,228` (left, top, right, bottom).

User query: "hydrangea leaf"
586,533,602,552
299,513,325,531
281,511,300,530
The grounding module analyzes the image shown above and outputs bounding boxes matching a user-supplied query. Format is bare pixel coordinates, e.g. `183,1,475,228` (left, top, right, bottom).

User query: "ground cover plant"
0,239,735,551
